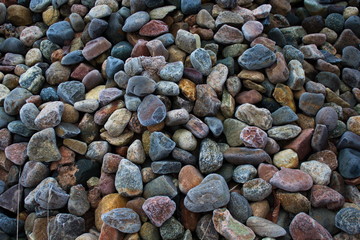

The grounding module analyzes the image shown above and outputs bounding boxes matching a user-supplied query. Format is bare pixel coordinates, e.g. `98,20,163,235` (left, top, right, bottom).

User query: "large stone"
238,44,276,70
235,103,272,130
335,207,360,235
115,159,143,197
101,208,141,233
184,174,230,213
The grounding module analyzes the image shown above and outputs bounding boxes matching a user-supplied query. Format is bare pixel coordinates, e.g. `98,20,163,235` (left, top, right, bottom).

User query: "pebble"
142,196,176,227
289,212,332,240
68,185,90,216
335,208,360,235
238,44,277,70
27,128,61,162
270,168,313,192
338,148,360,179
190,48,212,76
240,126,268,149
212,208,256,240
242,178,272,201
149,132,176,161
184,174,229,212
115,159,143,197
123,11,150,32
246,216,286,238
310,185,345,210
235,103,272,130
233,164,257,183
46,21,75,46
101,208,141,233
57,81,85,105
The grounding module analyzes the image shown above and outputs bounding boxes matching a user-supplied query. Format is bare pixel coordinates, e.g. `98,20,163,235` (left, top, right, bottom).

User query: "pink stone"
242,20,263,42
20,26,43,47
240,126,268,149
82,37,112,61
258,163,279,182
146,39,169,60
289,212,332,240
214,24,244,45
71,63,95,80
252,4,272,19
102,153,123,174
265,52,289,84
139,20,169,37
0,128,11,151
99,171,116,195
99,88,123,106
270,168,313,192
142,196,176,227
4,142,28,165
71,4,88,17
250,37,276,51
310,185,345,210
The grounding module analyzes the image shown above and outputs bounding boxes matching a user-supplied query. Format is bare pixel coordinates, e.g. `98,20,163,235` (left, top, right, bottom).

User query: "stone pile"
0,0,360,239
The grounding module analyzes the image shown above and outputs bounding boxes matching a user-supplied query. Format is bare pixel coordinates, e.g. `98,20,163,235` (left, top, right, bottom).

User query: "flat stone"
123,11,150,32
101,208,141,233
184,174,229,213
246,216,286,238
270,168,313,192
267,124,301,140
238,44,276,70
224,147,271,165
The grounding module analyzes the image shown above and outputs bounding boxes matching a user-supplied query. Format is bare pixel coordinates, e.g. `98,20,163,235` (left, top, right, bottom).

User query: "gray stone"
115,159,143,197
238,44,276,70
199,138,223,174
149,132,176,161
48,214,85,239
190,48,212,76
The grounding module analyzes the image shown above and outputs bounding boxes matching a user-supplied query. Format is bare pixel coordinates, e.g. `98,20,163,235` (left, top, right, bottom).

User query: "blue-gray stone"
106,56,124,79
40,39,60,60
155,33,175,47
338,148,360,179
48,214,85,239
282,45,304,63
238,44,276,70
101,208,141,233
20,103,39,130
335,208,360,235
268,28,286,47
35,183,69,209
40,87,59,102
325,13,344,34
0,37,27,55
184,173,230,212
0,181,5,194
190,48,212,76
315,71,340,92
149,132,176,161
105,13,125,44
337,131,360,151
4,88,33,115
271,106,298,125
199,138,223,174
159,61,183,82
342,46,360,69
126,76,156,97
155,81,180,96
171,147,197,165
143,175,178,199
57,81,85,105
30,0,51,12
137,94,167,126
299,92,325,116
46,21,75,46
122,11,150,32
144,0,164,8
320,50,341,64
151,161,182,174
345,15,360,38
124,94,141,111
204,117,223,137
342,68,360,89
61,50,85,65
0,213,25,236
228,192,252,223
233,164,257,183
111,41,133,60
88,18,108,39
119,7,131,19
0,107,15,128
181,0,201,15
52,0,68,8
8,120,35,137
55,123,81,138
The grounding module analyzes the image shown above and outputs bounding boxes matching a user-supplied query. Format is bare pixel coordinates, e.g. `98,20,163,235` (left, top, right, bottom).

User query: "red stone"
250,36,276,51
4,142,28,165
265,52,289,84
71,4,88,17
26,95,42,106
94,100,125,125
71,63,95,80
310,185,345,210
99,223,124,240
235,90,263,104
139,20,169,37
82,69,104,91
131,39,150,57
258,163,279,182
240,126,268,149
284,128,314,161
142,196,176,227
180,198,200,231
88,187,102,209
99,171,116,196
146,39,169,59
102,153,123,174
82,37,112,61
270,168,313,192
178,165,203,194
50,146,76,171
289,212,332,240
